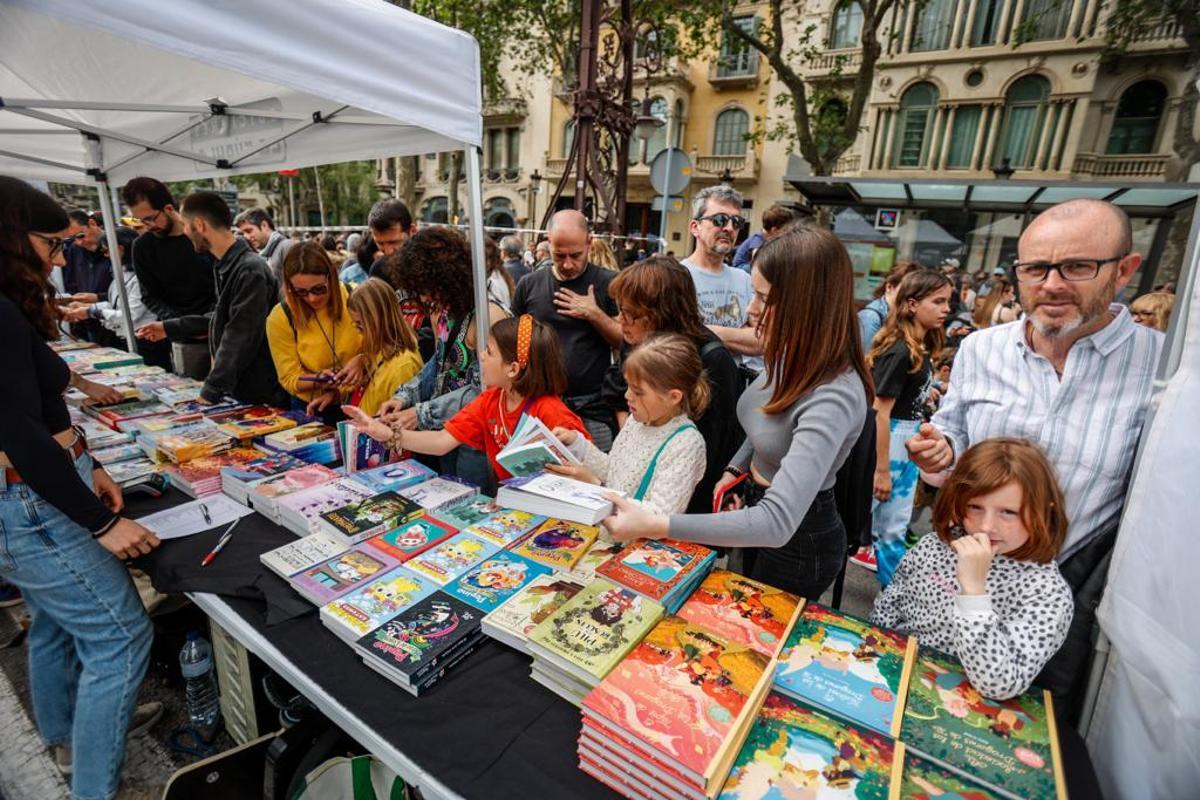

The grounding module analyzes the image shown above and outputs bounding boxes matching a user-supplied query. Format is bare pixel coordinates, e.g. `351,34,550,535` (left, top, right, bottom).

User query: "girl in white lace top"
550,334,708,515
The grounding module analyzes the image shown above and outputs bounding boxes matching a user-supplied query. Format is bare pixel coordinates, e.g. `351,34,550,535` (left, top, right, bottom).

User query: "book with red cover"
595,538,713,601
675,569,802,658
365,516,457,562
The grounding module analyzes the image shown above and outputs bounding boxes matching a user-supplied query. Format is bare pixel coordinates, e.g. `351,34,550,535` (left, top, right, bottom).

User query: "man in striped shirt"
906,198,1162,720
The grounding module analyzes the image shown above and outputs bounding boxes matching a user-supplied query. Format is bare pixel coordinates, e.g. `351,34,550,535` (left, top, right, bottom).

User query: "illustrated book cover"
481,574,586,651
289,544,400,606
350,460,437,494
320,567,439,642
398,475,476,512
365,516,457,563
260,531,348,580
511,518,600,571
436,493,503,530
595,537,714,601
404,531,500,586
676,570,802,659
443,550,553,614
355,591,482,684
316,491,425,543
464,508,545,547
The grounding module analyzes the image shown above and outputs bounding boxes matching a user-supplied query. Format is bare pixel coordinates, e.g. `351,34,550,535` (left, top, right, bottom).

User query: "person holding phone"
603,227,873,600
266,241,365,416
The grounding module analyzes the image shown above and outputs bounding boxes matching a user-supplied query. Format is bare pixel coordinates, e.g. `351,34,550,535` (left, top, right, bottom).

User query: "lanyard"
633,422,697,501
496,393,533,447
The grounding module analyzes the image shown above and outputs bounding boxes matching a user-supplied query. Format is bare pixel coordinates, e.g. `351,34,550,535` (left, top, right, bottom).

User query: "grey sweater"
668,368,867,548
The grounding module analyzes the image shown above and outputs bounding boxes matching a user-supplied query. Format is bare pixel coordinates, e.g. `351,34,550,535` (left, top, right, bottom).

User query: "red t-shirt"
444,387,591,480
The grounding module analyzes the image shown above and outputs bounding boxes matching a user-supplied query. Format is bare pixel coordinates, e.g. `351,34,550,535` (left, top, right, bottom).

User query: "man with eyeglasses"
681,186,762,374
121,176,216,379
59,210,113,343
906,197,1162,722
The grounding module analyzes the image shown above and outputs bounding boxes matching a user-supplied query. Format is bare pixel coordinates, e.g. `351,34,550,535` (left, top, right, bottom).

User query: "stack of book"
337,420,395,472
220,452,310,504
462,508,545,548
578,608,796,800
164,448,264,497
287,543,401,605
320,566,439,644
481,574,586,654
83,398,173,431
434,493,502,530
277,477,375,537
595,537,716,613
442,549,553,615
676,570,803,659
105,457,162,488
127,414,204,461
566,538,625,582
526,579,663,706
314,491,425,545
510,518,600,572
152,384,203,407
404,531,500,586
349,460,437,494
399,475,475,512
77,418,134,449
154,419,235,463
260,531,349,581
260,421,340,464
90,442,145,466
497,473,620,525
363,516,456,563
249,463,341,522
213,406,298,440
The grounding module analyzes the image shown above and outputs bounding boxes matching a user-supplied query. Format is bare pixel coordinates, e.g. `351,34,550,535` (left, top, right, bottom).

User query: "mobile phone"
713,471,750,513
301,373,337,384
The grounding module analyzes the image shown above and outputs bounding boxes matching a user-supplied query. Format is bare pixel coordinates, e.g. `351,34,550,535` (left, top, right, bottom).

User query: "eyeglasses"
138,208,165,226
1012,255,1127,284
290,282,330,299
696,213,746,230
30,232,67,258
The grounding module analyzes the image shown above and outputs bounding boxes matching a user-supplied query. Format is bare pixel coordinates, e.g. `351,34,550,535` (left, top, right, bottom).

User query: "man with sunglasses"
122,177,216,378
905,198,1162,722
682,186,762,374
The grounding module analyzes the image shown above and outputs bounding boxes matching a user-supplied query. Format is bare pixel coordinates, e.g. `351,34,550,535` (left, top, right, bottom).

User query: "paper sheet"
136,494,254,539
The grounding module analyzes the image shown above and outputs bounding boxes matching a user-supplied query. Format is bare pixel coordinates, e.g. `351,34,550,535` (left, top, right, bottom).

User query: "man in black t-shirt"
511,210,622,448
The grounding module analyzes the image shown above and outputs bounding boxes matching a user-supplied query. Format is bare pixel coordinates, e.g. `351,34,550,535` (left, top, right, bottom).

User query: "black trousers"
742,488,846,602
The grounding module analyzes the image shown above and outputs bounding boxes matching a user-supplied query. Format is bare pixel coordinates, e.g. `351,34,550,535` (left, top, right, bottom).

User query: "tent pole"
464,147,490,351
95,179,138,354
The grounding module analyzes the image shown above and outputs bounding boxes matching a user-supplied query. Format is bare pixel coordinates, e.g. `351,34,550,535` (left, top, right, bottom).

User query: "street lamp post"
526,168,542,228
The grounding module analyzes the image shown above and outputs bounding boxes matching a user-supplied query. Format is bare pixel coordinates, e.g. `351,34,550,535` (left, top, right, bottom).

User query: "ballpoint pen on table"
200,502,212,525
200,518,241,567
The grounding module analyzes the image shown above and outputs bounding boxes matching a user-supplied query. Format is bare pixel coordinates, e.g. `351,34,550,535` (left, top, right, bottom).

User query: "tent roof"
889,218,962,246
0,0,482,185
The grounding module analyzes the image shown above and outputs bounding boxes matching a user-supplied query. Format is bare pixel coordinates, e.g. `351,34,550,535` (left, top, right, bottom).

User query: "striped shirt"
933,305,1162,560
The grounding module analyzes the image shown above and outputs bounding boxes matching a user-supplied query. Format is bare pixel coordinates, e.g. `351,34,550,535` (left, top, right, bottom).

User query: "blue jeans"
870,418,922,587
0,452,152,800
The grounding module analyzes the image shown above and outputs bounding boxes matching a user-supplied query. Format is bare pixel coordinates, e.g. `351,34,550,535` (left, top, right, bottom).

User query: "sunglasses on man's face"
291,282,330,299
696,213,747,230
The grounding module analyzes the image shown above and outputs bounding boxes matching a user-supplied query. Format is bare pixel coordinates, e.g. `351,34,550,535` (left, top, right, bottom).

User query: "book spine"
891,636,918,739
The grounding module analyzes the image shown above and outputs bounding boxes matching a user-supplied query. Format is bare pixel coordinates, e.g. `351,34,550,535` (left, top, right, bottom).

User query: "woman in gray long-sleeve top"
604,228,874,600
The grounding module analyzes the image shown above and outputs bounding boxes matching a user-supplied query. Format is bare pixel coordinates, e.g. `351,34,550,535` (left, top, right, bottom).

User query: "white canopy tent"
0,0,490,352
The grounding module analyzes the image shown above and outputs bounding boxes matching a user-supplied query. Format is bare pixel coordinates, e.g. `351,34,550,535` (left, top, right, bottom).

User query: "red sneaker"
849,548,877,572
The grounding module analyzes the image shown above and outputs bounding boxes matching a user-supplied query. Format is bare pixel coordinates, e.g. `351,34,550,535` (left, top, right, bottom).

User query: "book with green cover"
900,647,1066,800
526,578,663,685
899,750,1004,799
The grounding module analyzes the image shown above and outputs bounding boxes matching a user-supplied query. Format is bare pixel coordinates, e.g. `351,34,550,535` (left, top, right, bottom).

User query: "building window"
830,1,863,49
422,197,448,224
911,0,954,52
713,108,750,155
946,105,982,168
997,75,1050,168
562,119,576,158
1106,80,1167,155
645,96,670,162
717,16,758,77
970,0,1003,46
487,130,504,171
506,128,521,170
894,82,939,167
1021,0,1070,42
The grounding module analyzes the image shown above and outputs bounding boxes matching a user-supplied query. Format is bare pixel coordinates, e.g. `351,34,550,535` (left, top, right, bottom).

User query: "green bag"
290,755,408,800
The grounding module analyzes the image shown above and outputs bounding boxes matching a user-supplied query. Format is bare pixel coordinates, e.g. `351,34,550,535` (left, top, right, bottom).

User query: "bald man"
512,210,622,448
904,198,1162,720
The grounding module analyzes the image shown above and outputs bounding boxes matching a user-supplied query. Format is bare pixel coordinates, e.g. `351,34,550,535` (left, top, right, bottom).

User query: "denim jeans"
0,452,152,800
745,489,846,601
870,418,922,587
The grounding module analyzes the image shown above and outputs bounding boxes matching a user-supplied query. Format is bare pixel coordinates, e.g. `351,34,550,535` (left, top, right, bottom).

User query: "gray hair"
691,185,743,220
500,234,524,258
345,232,363,252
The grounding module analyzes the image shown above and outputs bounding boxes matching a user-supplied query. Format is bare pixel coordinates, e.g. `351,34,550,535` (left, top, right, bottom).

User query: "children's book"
527,579,663,685
355,591,482,686
365,516,457,563
315,491,425,544
214,406,297,440
464,508,545,547
155,419,235,463
90,442,145,465
399,475,476,512
580,613,786,795
105,458,160,487
900,647,1066,800
277,478,376,537
481,574,586,652
899,750,1004,799
595,537,714,602
250,464,341,517
676,570,803,659
337,420,396,473
260,531,349,580
496,473,621,525
220,452,309,504
263,422,336,451
568,538,626,581
436,493,503,530
320,567,439,643
510,518,600,571
496,413,580,475
717,691,901,800
288,544,400,605
444,550,553,614
350,460,436,494
165,448,264,497
772,603,916,737
404,531,500,586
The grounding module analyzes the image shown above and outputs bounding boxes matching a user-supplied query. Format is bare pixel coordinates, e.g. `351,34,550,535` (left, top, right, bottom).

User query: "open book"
494,414,581,478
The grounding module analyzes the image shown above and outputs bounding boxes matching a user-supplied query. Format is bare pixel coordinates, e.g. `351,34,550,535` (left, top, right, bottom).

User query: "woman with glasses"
603,227,874,601
266,241,365,417
0,176,159,800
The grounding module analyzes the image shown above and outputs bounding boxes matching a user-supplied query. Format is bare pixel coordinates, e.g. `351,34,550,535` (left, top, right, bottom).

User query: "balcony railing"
1072,153,1171,180
544,158,570,177
708,53,759,89
831,153,862,175
808,50,862,76
483,167,523,184
1128,17,1183,42
693,151,759,180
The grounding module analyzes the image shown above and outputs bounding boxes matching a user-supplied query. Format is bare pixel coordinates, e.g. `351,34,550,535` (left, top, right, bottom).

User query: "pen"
200,518,240,567
200,502,212,525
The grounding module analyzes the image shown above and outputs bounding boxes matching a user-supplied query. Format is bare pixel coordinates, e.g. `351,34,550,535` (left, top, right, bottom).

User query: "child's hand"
952,532,996,596
545,463,598,485
872,467,892,502
340,405,394,443
551,426,578,446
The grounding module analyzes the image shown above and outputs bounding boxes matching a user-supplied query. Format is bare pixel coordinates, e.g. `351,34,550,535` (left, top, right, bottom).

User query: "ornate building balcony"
806,50,862,77
707,54,760,90
1071,153,1171,180
693,150,759,181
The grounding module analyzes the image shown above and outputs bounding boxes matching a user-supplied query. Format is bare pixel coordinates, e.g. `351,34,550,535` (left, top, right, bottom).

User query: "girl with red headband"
343,315,589,482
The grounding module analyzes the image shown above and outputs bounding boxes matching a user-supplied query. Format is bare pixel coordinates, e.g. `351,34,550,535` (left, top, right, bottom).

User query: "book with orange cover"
675,570,802,658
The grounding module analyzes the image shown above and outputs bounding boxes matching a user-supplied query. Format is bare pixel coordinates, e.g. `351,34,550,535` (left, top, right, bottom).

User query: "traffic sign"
649,148,692,196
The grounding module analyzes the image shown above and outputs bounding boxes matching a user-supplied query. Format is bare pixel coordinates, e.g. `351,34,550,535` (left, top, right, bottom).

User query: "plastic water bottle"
179,631,221,741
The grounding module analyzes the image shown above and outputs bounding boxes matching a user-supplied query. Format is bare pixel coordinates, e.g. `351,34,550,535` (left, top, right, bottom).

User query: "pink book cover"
594,538,712,600
579,723,706,799
289,544,400,605
581,615,769,781
675,570,802,658
252,464,340,500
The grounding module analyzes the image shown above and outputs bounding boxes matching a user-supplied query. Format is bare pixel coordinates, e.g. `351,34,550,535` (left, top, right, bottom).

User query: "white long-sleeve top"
92,270,156,337
566,413,705,515
871,533,1073,700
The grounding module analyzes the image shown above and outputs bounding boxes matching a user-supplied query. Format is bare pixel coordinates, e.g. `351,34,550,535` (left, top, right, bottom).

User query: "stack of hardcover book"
497,473,620,526
153,419,235,463
595,537,716,613
219,452,310,505
83,398,173,431
320,566,439,644
313,491,425,545
249,464,341,522
526,579,663,706
481,574,586,654
164,448,264,497
260,421,340,464
276,477,375,537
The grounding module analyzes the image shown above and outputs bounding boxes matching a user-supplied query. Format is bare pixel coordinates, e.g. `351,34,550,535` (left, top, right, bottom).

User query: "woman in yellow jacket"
345,278,423,415
266,242,364,415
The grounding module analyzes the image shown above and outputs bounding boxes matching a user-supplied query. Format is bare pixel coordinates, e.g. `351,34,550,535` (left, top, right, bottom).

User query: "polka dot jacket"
871,533,1074,700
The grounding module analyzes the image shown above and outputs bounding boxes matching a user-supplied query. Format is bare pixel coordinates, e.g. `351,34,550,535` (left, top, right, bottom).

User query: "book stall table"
132,489,1101,800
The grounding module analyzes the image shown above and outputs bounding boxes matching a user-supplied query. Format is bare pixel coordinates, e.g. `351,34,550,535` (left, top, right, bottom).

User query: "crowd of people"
0,170,1178,799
